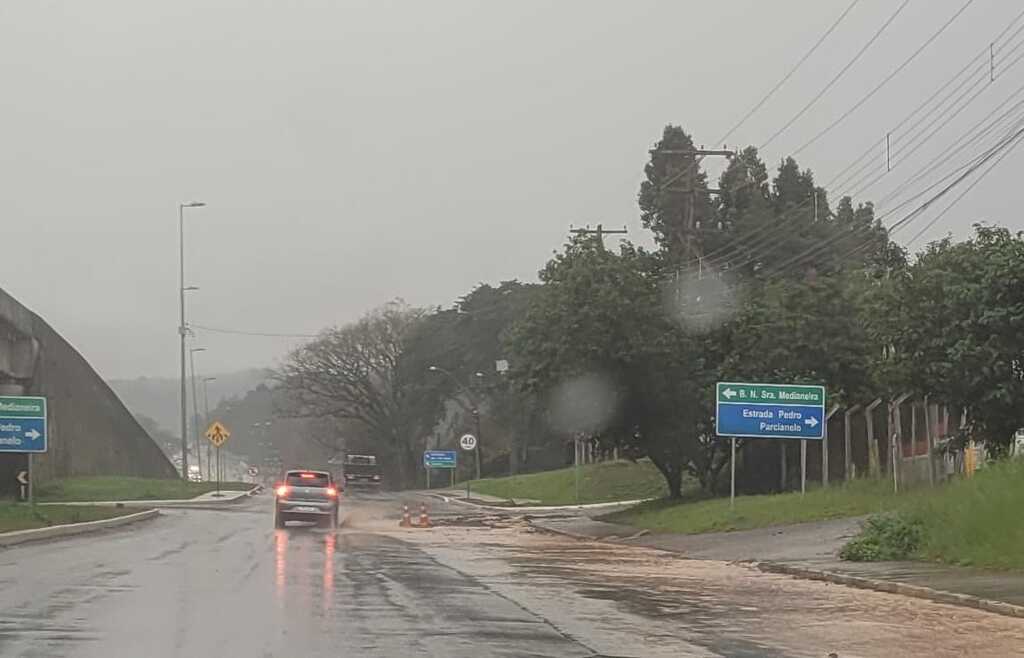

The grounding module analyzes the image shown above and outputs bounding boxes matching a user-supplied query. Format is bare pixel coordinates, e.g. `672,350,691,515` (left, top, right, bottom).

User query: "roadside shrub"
840,513,924,562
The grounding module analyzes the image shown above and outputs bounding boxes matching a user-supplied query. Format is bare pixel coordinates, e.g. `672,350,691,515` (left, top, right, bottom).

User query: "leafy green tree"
508,237,715,497
882,225,1024,453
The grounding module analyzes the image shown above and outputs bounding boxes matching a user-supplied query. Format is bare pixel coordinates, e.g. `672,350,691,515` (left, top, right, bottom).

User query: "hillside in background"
108,368,273,431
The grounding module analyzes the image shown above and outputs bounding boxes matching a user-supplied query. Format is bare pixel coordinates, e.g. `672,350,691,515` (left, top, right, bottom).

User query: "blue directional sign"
423,450,457,469
0,396,48,453
715,382,825,440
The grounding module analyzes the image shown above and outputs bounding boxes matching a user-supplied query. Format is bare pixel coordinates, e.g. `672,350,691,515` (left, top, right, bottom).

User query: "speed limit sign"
459,434,477,451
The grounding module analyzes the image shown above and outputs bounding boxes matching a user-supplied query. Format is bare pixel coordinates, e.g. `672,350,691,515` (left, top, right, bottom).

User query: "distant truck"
342,454,382,487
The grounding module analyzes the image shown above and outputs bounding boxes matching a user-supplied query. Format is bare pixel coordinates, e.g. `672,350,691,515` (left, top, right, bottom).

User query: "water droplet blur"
661,266,736,332
547,373,619,434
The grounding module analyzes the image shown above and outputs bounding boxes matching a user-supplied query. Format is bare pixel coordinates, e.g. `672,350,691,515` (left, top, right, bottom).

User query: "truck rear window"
285,472,330,486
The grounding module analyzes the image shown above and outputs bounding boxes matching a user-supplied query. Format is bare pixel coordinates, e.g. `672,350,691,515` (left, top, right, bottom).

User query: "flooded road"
0,491,1022,657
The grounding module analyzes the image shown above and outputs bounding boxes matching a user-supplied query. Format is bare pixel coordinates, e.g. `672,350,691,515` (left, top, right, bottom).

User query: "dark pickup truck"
274,470,339,528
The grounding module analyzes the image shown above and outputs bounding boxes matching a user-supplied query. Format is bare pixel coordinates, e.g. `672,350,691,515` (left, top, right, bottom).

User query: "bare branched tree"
275,301,427,484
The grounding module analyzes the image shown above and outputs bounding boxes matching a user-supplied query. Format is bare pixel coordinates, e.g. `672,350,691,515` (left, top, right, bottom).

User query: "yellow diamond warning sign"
205,421,231,447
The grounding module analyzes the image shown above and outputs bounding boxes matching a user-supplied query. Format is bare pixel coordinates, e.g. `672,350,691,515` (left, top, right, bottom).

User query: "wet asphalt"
5,490,1017,657
0,491,600,658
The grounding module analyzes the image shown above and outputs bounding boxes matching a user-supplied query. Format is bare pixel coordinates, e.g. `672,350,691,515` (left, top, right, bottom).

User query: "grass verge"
0,503,140,533
605,478,902,534
844,459,1024,570
35,477,251,502
466,459,669,505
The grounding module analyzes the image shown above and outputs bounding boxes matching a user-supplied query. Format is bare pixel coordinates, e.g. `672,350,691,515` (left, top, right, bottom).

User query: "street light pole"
178,201,204,479
189,347,206,479
428,365,485,480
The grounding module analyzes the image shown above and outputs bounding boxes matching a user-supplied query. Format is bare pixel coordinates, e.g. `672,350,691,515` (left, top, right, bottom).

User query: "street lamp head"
474,372,485,378
203,376,217,383
428,365,439,372
182,201,206,208
190,347,206,354
183,286,200,292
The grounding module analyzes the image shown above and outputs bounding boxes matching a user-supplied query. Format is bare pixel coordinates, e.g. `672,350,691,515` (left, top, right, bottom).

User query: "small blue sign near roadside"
423,450,457,469
715,382,825,440
0,396,48,453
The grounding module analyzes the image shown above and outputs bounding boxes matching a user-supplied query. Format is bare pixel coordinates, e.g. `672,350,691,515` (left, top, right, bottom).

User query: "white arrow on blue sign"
0,396,47,454
715,383,825,440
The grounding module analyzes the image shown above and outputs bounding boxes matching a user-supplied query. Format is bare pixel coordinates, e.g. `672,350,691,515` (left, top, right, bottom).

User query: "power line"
770,122,1024,275
699,115,1024,284
759,0,911,151
845,35,1024,200
191,324,319,339
824,23,1024,199
792,0,977,156
878,79,1024,209
670,4,1024,275
904,128,1024,246
717,0,862,146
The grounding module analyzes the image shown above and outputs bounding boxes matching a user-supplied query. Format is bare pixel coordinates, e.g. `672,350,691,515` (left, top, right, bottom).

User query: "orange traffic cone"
417,503,431,528
399,504,412,527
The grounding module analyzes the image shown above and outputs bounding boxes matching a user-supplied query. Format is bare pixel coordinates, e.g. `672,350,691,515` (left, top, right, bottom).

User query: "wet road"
0,492,594,657
2,491,1024,657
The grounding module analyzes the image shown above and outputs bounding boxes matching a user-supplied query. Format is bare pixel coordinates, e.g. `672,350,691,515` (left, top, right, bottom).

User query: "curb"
39,484,262,508
0,508,159,548
757,562,1024,620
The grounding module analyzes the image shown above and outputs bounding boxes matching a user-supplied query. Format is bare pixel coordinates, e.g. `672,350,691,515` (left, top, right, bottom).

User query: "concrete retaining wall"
0,287,177,489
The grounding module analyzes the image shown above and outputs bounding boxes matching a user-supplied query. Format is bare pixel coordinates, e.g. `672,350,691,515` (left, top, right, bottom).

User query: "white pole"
730,437,736,509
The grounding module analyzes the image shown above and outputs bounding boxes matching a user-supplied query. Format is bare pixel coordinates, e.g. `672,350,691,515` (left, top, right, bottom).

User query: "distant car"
187,464,202,483
274,470,340,529
343,454,382,487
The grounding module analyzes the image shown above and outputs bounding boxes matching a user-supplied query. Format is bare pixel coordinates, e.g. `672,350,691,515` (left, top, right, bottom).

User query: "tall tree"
276,301,430,485
508,237,714,497
638,125,714,263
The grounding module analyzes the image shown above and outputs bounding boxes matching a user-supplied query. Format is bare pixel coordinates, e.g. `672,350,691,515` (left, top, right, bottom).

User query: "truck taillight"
275,485,288,497
326,486,338,497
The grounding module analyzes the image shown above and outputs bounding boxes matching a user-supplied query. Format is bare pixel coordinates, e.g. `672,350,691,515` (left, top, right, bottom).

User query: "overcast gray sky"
2,0,1022,379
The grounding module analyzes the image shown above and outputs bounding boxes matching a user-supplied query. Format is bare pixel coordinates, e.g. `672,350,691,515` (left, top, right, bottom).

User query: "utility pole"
654,147,734,263
569,223,627,250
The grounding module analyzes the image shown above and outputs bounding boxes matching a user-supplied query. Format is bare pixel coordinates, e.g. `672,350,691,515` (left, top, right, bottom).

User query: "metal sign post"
459,435,476,500
574,438,580,505
16,465,30,503
730,438,736,509
204,421,231,498
800,439,807,495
